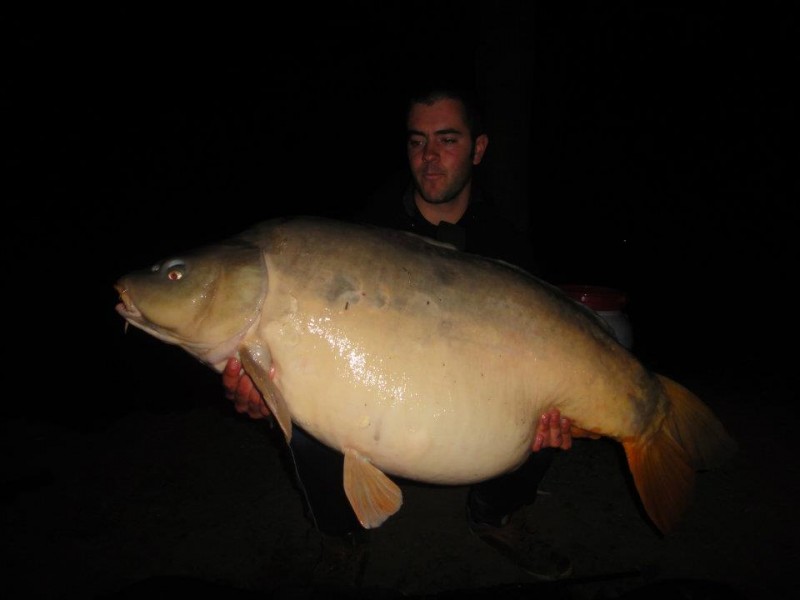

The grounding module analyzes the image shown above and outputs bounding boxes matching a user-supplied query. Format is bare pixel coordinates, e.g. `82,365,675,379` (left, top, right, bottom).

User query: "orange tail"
622,374,737,534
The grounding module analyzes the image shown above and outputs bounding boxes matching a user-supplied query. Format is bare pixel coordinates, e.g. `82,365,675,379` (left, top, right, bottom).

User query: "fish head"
115,239,267,369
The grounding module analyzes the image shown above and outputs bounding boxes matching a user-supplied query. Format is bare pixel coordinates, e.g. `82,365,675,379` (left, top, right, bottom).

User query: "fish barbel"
114,216,736,532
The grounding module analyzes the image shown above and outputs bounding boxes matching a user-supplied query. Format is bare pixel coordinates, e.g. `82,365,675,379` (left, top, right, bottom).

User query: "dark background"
3,4,798,598
4,4,794,459
8,2,794,424
7,3,796,424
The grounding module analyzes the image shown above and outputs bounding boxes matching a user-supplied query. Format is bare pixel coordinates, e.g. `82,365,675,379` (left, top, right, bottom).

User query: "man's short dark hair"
405,86,486,140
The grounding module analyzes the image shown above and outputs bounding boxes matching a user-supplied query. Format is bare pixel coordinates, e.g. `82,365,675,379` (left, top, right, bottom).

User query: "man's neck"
414,185,471,226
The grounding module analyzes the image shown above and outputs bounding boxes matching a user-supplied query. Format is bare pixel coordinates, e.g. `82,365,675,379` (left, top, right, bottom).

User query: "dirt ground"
2,333,796,600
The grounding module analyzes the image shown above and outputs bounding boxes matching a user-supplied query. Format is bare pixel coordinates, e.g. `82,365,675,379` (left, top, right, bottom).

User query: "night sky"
7,4,796,423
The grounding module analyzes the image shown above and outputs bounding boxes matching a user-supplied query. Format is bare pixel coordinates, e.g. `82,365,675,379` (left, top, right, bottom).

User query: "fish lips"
114,284,140,319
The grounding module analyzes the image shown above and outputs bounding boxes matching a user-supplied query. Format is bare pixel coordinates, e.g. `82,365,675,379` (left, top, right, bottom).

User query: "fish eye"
160,258,186,281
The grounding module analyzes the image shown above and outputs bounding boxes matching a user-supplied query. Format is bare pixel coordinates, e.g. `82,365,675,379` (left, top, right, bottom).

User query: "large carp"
114,216,736,533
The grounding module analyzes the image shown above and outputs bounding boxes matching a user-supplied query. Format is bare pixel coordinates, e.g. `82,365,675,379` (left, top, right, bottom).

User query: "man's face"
407,98,487,205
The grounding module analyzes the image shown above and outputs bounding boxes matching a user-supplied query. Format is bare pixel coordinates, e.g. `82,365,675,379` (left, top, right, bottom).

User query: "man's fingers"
559,416,573,449
548,412,562,447
532,409,575,451
250,387,271,417
236,373,270,418
221,357,271,420
222,358,243,397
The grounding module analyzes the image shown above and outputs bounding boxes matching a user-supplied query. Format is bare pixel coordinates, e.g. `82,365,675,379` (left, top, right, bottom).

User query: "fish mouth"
113,281,183,346
114,283,141,320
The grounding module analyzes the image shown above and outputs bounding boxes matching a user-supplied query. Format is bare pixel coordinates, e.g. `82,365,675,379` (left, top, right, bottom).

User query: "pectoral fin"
343,448,402,529
239,345,293,443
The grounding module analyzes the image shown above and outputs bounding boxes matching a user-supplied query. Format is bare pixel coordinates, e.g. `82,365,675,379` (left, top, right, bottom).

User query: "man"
222,87,574,582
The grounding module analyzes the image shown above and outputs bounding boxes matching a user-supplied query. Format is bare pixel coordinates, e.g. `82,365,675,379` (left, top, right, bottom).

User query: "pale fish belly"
263,307,540,485
253,225,568,484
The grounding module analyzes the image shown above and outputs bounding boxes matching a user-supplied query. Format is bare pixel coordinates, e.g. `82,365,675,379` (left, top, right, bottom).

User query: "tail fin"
655,374,738,471
622,374,737,534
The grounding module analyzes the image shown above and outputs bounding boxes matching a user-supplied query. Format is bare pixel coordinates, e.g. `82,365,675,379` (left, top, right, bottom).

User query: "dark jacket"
354,173,541,277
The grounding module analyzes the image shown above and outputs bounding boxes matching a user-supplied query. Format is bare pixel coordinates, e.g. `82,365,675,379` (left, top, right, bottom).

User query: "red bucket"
558,284,628,311
558,284,632,349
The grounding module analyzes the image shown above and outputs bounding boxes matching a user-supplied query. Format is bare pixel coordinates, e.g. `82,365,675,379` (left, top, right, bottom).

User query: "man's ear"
472,134,489,165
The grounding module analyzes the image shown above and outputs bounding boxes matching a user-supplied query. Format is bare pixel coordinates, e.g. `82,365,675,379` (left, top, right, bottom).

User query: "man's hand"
532,409,572,451
223,357,271,419
223,357,572,450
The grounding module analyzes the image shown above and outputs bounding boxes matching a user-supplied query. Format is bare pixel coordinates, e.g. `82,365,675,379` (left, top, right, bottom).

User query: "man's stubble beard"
414,172,470,205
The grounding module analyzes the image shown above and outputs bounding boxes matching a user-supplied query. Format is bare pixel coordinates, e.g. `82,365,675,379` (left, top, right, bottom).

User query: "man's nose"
423,142,439,162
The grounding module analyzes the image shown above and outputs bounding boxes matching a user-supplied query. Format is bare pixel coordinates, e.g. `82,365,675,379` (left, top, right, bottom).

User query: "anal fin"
343,448,402,529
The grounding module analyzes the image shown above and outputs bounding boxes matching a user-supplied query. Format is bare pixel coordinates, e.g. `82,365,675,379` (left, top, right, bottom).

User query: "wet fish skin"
114,216,736,532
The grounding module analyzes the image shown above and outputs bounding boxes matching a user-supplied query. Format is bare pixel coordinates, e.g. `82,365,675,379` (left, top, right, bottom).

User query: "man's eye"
408,139,423,148
442,138,457,144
